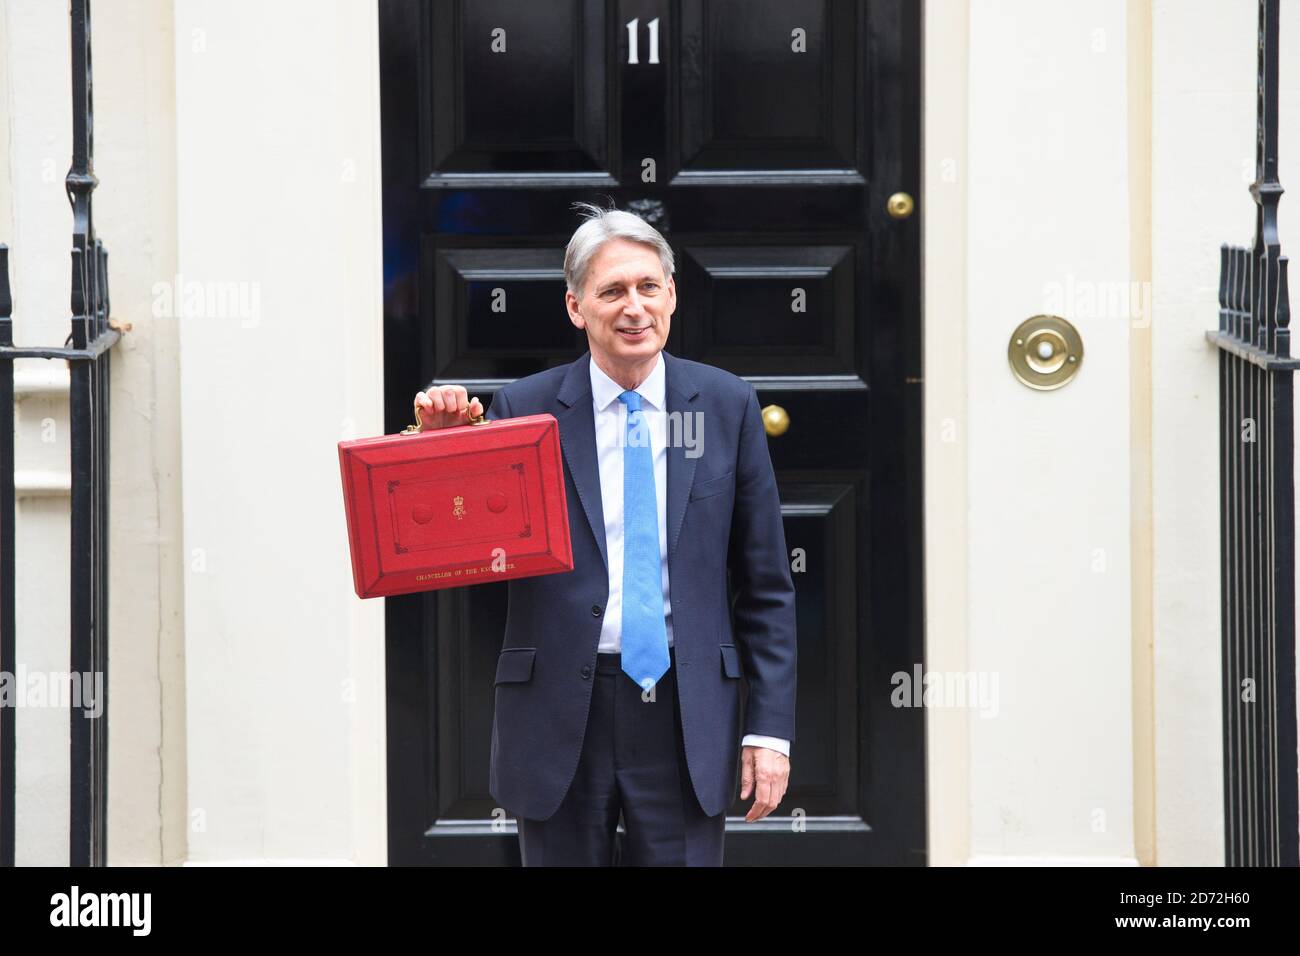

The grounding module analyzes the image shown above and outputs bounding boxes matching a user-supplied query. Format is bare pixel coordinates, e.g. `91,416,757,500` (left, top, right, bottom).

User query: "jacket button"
580,665,592,679
591,604,602,616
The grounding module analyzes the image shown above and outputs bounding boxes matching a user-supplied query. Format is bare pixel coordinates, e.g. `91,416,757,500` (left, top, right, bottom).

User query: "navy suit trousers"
516,647,726,866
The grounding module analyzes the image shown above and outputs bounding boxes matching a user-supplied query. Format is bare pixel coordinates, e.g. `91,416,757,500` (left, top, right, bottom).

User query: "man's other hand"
414,384,483,430
739,746,790,822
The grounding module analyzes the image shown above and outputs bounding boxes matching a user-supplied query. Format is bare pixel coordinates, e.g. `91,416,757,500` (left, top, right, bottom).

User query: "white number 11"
626,17,660,65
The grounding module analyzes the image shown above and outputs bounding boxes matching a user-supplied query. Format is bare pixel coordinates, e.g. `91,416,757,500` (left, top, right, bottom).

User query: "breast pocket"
690,471,734,502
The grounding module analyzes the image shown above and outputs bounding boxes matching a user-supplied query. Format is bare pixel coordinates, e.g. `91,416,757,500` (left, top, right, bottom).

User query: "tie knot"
618,389,642,412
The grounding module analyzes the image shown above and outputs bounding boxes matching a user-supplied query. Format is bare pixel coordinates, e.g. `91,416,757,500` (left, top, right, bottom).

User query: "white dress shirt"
589,351,790,758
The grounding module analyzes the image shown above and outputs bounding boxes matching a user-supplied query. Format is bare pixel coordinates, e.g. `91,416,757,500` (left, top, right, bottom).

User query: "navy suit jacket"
483,348,796,820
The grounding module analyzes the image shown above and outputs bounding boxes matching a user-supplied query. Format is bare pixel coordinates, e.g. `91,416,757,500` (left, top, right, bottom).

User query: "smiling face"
565,237,675,389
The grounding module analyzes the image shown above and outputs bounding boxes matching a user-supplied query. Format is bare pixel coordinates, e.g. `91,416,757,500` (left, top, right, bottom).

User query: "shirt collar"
589,350,665,412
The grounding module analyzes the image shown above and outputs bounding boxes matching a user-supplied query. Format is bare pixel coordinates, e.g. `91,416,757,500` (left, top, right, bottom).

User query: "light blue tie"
617,389,669,690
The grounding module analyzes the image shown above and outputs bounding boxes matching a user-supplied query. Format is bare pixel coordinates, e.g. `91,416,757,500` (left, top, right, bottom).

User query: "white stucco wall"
2,0,388,867
2,0,189,865
1150,0,1300,866
966,0,1138,864
172,0,387,865
927,0,1299,866
2,0,79,866
923,0,973,867
97,0,188,867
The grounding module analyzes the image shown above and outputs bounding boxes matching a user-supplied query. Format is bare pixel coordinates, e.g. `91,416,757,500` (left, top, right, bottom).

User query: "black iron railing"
1204,0,1299,868
0,0,122,867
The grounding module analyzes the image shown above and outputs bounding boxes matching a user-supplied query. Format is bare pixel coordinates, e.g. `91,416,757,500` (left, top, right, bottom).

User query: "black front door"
380,0,923,866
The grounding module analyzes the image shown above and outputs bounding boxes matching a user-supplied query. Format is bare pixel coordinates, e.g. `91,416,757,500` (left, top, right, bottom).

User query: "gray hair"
563,201,675,299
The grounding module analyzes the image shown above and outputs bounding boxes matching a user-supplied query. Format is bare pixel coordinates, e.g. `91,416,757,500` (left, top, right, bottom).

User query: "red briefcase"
338,406,573,599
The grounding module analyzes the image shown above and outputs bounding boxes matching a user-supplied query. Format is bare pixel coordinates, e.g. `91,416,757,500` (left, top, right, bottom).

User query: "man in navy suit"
415,203,796,865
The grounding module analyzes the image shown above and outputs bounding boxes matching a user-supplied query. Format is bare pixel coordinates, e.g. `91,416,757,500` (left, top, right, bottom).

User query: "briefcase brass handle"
761,404,789,437
400,397,488,435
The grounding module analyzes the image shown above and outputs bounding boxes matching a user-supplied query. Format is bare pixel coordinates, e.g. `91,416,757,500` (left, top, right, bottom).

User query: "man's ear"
566,290,586,329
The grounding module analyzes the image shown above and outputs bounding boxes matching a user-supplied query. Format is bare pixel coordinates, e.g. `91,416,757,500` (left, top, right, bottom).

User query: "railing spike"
1277,256,1291,358
0,244,11,324
1220,244,1231,320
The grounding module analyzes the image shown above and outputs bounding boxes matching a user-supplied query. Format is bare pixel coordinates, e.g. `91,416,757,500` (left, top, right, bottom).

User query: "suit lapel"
663,349,701,560
553,348,702,574
555,351,608,573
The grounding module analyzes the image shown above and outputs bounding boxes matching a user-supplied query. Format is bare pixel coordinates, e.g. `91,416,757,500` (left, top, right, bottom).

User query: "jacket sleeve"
726,383,797,744
486,386,512,421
